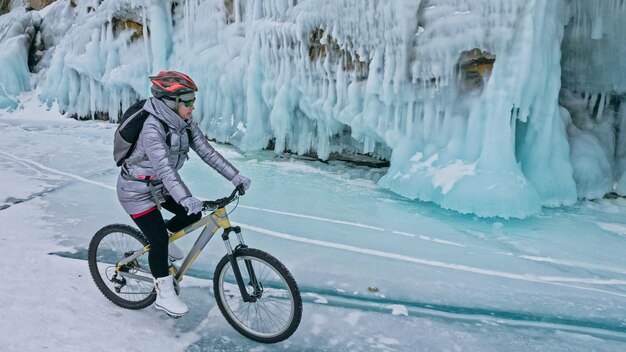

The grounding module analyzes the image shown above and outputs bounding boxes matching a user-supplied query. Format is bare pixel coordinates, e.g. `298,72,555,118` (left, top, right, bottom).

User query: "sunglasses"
181,98,196,107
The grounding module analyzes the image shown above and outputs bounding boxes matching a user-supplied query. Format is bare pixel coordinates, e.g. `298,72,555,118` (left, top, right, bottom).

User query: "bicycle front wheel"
214,248,302,343
88,224,156,309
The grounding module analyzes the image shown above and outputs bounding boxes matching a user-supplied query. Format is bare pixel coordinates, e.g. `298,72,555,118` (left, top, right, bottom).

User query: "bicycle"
88,187,303,343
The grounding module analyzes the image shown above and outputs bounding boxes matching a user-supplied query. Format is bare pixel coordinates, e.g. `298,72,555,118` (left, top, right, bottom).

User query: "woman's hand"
180,196,203,215
231,174,251,191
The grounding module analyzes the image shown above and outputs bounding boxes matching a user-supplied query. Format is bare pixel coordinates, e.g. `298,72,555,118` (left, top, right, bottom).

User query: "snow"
597,222,626,238
0,198,192,352
390,304,409,316
1,93,626,351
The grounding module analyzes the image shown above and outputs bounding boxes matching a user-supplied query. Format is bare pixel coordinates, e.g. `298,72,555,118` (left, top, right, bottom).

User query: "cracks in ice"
49,249,626,342
0,151,117,192
0,151,118,212
0,187,60,211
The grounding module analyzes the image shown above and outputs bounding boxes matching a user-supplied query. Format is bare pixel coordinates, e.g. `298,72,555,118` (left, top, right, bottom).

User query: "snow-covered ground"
1,95,626,351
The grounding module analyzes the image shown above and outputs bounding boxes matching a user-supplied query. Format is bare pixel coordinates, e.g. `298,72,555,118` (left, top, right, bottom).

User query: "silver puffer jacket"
116,98,239,215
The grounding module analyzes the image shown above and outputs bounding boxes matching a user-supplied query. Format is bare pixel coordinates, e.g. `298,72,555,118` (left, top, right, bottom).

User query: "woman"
116,71,251,317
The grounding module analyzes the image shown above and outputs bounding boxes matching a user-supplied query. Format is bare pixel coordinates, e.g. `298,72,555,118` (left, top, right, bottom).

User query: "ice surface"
1,95,626,351
1,0,626,218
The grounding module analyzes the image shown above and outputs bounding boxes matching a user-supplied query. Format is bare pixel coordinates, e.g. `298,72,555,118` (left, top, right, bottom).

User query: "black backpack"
113,99,190,167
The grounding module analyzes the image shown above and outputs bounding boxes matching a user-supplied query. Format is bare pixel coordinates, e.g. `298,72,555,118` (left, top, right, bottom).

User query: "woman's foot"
154,274,188,317
168,242,184,261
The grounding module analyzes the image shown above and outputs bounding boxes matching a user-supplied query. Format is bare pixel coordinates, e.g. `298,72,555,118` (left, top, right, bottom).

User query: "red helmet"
149,70,198,98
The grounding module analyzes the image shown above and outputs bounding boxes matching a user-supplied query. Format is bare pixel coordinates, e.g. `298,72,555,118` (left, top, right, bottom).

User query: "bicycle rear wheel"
213,248,302,343
88,224,156,309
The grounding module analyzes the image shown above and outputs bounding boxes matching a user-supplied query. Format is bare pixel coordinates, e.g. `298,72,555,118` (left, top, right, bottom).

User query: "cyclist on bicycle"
116,70,251,317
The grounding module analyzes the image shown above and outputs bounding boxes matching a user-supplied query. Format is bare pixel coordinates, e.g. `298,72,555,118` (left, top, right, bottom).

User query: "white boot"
154,275,188,317
168,242,184,262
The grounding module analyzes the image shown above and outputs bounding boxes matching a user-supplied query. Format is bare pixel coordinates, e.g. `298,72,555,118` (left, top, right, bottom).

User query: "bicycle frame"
115,203,258,302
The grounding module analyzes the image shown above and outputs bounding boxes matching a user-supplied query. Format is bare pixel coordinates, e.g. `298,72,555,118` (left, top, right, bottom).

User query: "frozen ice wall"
0,7,38,109
560,0,626,199
380,0,574,218
3,0,626,218
170,0,565,218
37,0,155,119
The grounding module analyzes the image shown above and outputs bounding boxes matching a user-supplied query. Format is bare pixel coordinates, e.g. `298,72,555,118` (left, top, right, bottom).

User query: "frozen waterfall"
1,0,625,218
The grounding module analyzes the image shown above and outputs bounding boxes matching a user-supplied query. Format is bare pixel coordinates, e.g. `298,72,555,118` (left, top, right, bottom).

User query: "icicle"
23,0,626,218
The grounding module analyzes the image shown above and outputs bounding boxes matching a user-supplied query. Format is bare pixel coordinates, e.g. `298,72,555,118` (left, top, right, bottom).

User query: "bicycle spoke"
90,227,154,306
217,253,297,338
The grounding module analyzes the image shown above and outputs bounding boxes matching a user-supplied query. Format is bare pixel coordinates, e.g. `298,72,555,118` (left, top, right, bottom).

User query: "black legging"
131,197,201,278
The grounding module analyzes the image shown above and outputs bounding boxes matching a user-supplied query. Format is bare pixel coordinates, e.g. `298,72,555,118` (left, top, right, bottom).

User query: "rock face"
28,0,55,11
112,18,145,43
0,0,11,14
457,49,495,92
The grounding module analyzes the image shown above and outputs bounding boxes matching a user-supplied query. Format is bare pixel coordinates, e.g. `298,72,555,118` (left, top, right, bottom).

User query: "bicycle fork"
222,226,262,303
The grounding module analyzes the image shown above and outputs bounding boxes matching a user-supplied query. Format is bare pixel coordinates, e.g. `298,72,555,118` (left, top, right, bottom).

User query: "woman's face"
177,100,195,120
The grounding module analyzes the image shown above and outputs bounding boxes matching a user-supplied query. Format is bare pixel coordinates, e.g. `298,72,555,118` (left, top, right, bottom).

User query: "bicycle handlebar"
202,185,245,211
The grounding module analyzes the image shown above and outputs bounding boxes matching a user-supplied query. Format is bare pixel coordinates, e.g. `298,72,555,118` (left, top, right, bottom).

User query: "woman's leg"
130,205,189,316
130,210,169,278
161,197,202,232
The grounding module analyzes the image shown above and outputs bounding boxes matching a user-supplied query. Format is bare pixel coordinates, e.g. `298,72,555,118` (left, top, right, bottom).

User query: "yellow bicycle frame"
167,207,234,280
116,206,242,284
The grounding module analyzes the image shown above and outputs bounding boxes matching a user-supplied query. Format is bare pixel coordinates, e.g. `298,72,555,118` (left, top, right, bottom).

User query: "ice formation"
0,6,38,109
1,0,625,218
